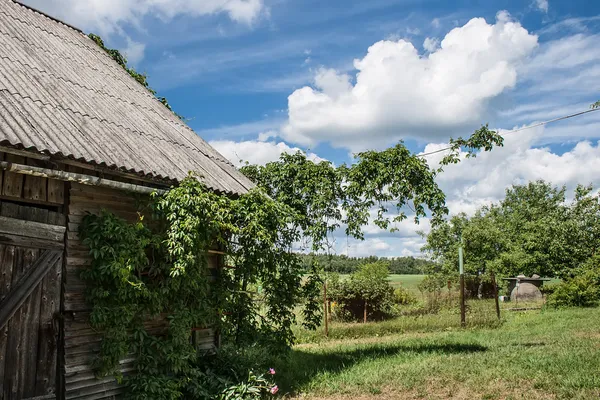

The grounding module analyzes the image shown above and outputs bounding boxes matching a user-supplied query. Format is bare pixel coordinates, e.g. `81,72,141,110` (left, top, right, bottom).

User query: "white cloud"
20,0,265,35
431,18,441,29
197,118,285,138
424,126,600,216
534,0,549,13
123,38,146,65
339,238,391,257
519,33,600,97
209,140,324,167
282,11,538,151
423,37,439,52
406,27,420,35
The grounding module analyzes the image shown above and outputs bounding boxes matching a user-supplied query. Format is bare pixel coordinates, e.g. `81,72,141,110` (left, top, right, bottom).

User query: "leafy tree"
241,153,343,252
242,126,503,254
328,262,397,321
424,180,599,279
548,255,600,308
298,253,436,274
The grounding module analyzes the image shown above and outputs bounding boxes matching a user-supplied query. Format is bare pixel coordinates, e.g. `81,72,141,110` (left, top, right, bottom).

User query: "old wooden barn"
0,0,254,398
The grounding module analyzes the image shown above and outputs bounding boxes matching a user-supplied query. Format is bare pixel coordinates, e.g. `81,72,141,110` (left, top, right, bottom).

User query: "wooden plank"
2,154,25,198
0,217,66,242
20,250,43,397
24,175,48,202
0,194,63,208
0,234,65,251
0,152,4,194
0,250,61,331
0,245,15,300
69,191,137,205
66,386,124,400
0,244,14,397
47,179,65,205
35,257,61,397
0,203,64,226
3,247,23,399
3,306,23,398
0,146,51,161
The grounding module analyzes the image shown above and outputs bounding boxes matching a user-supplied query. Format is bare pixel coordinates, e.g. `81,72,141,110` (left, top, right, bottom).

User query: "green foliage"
217,370,277,399
79,175,315,398
88,33,184,120
341,143,448,236
423,180,600,280
328,262,397,321
301,263,324,330
548,256,600,308
241,152,343,252
393,287,417,306
299,253,436,274
592,100,600,109
241,127,503,248
439,125,504,167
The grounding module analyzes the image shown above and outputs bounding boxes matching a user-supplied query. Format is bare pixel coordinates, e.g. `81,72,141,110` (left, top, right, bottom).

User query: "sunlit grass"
282,305,600,399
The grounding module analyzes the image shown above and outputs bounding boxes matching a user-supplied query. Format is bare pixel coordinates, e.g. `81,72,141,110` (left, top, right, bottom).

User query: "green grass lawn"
279,305,600,399
388,274,426,296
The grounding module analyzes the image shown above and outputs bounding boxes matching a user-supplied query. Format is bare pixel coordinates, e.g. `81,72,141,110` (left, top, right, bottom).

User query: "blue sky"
24,0,600,257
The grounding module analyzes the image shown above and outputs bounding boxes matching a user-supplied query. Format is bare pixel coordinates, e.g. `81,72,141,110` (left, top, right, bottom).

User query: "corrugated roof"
0,0,255,195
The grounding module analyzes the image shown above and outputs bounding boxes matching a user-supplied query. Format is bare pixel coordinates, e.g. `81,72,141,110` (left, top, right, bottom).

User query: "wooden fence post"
323,281,329,337
491,271,501,320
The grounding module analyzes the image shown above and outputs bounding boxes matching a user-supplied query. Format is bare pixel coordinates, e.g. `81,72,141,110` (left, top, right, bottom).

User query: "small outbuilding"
503,274,551,302
0,0,253,398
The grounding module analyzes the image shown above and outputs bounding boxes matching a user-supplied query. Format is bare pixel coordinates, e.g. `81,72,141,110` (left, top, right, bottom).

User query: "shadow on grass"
275,342,487,394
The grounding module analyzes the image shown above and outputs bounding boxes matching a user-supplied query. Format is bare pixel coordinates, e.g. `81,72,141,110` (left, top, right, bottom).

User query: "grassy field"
278,304,600,399
388,274,426,296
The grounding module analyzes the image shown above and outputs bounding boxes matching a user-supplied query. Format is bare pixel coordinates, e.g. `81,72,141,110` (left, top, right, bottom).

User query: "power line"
418,107,600,158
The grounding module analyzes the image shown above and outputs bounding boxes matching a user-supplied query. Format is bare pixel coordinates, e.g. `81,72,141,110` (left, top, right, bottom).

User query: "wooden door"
0,203,65,400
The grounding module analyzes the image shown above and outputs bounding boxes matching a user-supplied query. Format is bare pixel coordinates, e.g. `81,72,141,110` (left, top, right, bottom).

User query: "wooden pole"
459,243,466,327
491,271,501,320
323,281,329,337
363,299,368,323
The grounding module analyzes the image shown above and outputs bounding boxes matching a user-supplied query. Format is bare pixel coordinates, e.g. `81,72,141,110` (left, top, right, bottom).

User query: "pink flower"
269,368,276,375
270,385,279,395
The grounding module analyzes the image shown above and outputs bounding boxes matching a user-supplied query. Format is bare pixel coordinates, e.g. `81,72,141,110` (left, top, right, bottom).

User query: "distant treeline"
299,253,435,274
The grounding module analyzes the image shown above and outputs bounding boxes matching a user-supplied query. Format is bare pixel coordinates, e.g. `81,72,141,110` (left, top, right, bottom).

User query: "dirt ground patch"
295,332,436,350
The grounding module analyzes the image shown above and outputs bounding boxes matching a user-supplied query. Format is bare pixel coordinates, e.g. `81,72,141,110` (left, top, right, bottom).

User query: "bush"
548,256,600,308
182,346,279,399
328,262,396,321
418,274,455,312
393,287,417,305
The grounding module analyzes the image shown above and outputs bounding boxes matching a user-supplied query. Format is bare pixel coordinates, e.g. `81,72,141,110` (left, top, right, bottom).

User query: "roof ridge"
10,0,84,34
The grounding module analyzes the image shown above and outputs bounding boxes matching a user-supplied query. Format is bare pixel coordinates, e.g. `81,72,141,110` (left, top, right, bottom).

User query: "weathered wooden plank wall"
0,202,65,400
0,151,65,207
63,182,217,400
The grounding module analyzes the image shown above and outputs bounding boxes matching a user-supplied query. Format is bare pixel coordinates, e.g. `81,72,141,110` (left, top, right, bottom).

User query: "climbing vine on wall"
79,175,309,398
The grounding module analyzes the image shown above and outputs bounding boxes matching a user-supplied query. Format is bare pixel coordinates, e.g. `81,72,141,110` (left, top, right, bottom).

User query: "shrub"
393,287,417,305
418,273,454,312
548,256,600,308
328,262,396,321
182,346,279,399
